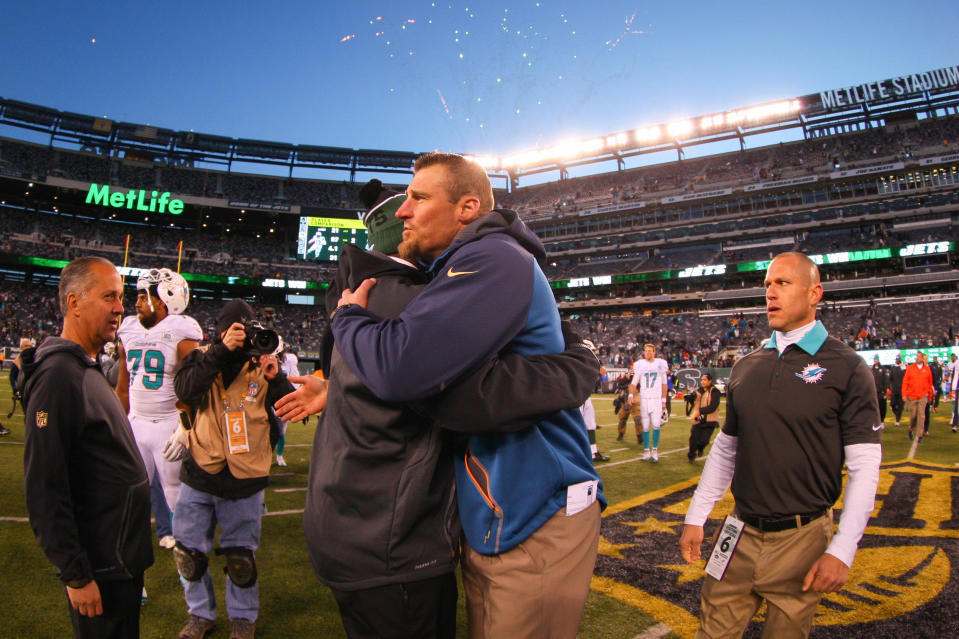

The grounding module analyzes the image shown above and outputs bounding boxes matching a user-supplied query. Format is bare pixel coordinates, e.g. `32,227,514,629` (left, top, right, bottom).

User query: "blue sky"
3,1,958,163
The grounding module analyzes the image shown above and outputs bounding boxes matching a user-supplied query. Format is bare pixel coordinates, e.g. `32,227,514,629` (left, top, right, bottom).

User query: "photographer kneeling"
166,299,293,639
687,373,721,463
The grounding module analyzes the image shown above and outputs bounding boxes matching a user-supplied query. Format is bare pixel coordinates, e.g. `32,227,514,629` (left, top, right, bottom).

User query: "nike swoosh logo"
447,268,477,278
873,424,884,431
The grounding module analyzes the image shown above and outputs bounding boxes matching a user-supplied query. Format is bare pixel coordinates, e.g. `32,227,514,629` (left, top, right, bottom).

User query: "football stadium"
3,8,959,638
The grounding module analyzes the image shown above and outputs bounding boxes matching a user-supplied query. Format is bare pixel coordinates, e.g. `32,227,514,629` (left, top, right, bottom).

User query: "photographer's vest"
187,348,272,479
698,387,719,423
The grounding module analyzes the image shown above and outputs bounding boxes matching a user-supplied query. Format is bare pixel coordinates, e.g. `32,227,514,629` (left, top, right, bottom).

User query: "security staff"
679,252,882,638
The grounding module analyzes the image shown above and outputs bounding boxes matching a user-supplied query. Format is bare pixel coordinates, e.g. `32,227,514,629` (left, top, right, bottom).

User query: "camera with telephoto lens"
242,321,280,355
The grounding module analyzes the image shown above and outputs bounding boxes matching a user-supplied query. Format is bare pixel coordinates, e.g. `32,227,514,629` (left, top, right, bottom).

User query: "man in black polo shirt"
678,252,882,638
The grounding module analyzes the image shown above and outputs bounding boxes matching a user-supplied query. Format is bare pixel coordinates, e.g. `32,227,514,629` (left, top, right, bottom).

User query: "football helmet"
137,268,190,315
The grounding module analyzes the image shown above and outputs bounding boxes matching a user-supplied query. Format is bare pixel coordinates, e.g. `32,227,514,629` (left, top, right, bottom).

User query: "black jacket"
174,340,293,499
872,365,890,396
306,244,598,591
21,337,154,584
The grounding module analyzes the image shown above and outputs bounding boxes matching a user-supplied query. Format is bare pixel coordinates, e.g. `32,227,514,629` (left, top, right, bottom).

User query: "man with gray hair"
21,255,154,639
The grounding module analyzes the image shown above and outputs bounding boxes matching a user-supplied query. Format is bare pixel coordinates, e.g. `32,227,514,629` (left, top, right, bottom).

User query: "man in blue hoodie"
332,152,604,639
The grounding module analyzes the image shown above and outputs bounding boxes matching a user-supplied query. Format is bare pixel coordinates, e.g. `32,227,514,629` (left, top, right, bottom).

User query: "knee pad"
216,547,257,588
173,542,208,582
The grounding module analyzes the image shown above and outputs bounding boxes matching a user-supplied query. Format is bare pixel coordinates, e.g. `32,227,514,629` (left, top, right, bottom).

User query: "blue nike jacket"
332,209,605,554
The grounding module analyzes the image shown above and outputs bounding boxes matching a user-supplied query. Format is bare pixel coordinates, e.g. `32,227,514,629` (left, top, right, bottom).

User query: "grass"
3,370,958,638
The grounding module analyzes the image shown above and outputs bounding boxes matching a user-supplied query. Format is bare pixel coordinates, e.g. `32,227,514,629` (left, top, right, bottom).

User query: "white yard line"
632,623,672,639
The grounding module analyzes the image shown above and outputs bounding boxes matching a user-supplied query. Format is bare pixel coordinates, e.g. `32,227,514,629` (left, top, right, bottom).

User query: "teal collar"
764,320,828,356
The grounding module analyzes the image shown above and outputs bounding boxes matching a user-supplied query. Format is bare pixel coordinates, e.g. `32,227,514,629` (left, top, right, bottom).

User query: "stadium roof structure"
0,98,424,180
1,65,957,188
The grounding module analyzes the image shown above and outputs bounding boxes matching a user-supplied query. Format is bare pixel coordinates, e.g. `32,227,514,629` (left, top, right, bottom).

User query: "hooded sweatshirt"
332,209,605,555
21,337,154,583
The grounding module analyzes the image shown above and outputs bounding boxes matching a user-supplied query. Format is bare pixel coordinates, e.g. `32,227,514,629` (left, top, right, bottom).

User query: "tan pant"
696,513,833,639
462,501,601,639
905,397,928,436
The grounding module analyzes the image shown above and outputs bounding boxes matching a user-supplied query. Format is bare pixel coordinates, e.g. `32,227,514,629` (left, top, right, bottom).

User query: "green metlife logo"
85,183,184,214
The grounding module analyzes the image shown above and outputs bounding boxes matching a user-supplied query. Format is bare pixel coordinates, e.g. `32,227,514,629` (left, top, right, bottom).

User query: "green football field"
2,371,957,638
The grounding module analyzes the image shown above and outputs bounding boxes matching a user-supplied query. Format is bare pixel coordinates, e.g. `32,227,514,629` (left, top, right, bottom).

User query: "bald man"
679,252,882,639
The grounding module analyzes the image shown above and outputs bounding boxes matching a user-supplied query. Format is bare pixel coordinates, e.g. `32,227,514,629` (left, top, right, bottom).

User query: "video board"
296,214,368,262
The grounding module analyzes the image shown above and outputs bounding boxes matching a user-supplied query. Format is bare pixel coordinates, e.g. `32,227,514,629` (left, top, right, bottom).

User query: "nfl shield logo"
36,411,48,428
246,382,259,397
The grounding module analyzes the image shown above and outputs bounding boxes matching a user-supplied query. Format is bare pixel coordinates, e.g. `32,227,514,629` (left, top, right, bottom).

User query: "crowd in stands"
0,278,328,359
499,116,959,219
0,138,364,209
568,296,959,372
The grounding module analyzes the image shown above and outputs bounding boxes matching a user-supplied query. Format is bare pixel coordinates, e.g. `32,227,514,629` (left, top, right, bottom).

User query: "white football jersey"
281,352,300,388
632,357,669,400
118,314,202,419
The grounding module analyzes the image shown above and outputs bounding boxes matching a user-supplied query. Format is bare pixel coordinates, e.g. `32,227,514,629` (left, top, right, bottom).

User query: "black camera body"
242,322,280,355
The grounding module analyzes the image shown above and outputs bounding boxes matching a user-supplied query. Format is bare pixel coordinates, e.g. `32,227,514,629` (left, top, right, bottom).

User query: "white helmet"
137,268,190,315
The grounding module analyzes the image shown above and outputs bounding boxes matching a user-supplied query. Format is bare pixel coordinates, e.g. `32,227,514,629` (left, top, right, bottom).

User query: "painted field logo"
591,460,959,639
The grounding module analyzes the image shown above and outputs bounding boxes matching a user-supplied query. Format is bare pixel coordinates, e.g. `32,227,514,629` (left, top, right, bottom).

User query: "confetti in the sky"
340,34,355,42
606,13,647,50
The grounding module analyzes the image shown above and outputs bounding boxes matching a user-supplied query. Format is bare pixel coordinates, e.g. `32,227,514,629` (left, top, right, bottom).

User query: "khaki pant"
905,397,928,437
696,514,833,639
462,501,601,639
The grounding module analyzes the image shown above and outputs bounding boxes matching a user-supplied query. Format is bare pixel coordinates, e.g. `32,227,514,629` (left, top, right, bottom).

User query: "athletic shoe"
0,424,10,436
908,431,914,441
641,449,651,461
275,455,287,467
593,452,610,463
158,535,176,549
616,434,623,442
230,618,256,639
651,448,659,463
895,421,900,427
140,586,147,606
179,615,215,639
952,427,957,433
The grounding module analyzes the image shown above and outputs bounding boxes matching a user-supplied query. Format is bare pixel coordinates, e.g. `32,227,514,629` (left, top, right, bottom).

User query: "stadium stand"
3,94,959,365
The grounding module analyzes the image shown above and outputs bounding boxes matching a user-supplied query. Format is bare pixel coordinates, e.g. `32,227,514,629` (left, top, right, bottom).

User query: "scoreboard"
296,215,368,262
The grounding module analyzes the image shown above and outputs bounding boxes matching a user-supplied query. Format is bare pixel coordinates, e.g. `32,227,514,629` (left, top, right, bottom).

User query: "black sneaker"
615,434,623,442
593,453,611,463
0,425,10,436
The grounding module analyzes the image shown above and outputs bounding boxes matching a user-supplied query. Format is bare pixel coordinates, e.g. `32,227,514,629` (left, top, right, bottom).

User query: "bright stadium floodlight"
606,132,629,148
634,126,661,143
667,120,694,138
465,154,501,170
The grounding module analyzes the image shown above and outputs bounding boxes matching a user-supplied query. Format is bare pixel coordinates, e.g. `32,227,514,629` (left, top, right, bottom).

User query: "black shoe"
0,425,10,436
616,434,623,442
593,453,611,463
687,454,696,463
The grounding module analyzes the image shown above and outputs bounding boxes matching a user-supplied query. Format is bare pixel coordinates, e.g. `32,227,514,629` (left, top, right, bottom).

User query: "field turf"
2,373,957,638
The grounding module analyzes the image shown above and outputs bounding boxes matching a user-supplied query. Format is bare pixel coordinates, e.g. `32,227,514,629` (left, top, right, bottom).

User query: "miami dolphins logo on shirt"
796,363,827,384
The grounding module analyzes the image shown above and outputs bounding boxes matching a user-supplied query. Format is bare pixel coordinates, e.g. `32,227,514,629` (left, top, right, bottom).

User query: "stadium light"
634,126,661,143
666,120,694,138
606,132,629,148
465,154,500,170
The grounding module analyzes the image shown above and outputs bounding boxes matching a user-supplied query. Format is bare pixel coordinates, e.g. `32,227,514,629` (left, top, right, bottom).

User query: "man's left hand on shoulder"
801,552,849,593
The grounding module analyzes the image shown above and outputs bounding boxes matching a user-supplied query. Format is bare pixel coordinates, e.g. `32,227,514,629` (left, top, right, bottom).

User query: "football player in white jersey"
628,343,670,462
116,268,201,549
